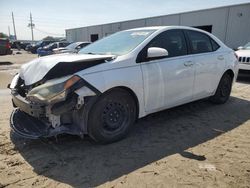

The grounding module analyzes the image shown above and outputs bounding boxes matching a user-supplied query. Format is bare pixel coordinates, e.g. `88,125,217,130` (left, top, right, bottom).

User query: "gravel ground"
0,52,250,188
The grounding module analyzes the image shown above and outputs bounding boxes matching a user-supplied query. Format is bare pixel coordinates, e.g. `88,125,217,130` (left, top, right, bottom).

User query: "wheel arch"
223,69,234,80
102,86,140,120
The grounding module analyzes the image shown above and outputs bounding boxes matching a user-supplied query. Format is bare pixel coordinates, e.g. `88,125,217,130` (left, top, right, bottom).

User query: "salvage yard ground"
0,51,250,188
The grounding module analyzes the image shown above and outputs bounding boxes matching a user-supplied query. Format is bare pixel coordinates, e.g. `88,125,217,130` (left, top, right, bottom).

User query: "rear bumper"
0,48,12,55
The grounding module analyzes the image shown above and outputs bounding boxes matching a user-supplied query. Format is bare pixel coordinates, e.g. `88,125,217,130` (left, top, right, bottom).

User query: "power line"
0,14,84,22
33,28,64,36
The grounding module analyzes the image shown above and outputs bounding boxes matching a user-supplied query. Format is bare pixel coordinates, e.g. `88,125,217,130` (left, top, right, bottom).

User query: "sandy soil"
0,53,250,188
0,50,37,89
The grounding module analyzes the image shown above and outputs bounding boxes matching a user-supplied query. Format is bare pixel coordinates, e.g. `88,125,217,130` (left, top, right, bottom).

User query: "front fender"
76,65,146,118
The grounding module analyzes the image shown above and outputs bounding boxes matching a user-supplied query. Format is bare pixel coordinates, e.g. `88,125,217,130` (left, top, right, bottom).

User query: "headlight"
27,75,81,104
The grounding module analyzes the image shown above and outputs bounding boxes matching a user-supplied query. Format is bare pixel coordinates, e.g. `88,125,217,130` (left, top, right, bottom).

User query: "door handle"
184,61,194,67
217,55,224,60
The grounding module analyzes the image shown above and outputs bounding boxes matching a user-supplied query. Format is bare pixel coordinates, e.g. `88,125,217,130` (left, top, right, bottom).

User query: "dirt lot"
0,52,250,188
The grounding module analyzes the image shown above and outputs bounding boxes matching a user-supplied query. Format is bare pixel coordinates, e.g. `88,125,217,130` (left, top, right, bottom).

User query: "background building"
66,3,250,49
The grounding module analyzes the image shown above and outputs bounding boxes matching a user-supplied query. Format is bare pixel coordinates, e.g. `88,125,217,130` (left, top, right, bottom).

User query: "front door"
139,30,195,113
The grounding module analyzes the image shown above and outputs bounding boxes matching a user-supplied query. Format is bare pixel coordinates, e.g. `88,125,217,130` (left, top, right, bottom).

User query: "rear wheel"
88,88,137,144
210,73,233,104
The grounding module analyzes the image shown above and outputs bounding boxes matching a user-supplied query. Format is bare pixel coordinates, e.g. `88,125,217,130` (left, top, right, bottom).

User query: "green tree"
0,32,9,38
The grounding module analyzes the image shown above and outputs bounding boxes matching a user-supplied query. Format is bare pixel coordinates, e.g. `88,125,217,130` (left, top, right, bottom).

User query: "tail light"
6,42,11,49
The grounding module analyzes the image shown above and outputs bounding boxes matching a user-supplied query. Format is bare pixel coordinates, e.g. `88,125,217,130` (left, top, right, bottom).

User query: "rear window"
186,30,213,54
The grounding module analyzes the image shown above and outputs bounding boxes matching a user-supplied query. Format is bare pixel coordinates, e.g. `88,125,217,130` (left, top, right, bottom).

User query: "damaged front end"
9,73,99,139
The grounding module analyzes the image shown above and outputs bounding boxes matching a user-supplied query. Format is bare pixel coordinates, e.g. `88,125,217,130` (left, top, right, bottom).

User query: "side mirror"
237,46,243,50
147,47,168,59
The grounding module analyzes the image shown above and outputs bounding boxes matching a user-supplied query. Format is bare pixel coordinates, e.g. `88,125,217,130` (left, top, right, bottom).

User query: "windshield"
242,42,250,50
36,41,43,45
66,42,81,50
43,42,56,49
79,29,156,55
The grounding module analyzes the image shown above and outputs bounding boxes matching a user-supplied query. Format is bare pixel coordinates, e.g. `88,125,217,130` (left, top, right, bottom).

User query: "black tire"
88,88,137,144
210,73,233,104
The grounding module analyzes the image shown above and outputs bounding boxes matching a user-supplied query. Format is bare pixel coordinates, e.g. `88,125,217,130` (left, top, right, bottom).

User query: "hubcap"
221,79,231,97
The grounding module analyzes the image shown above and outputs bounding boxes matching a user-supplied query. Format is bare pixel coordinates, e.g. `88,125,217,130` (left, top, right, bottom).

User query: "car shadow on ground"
0,61,13,65
11,96,250,187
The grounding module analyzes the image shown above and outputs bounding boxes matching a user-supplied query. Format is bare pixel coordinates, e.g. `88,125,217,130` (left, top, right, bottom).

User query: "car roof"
127,25,209,33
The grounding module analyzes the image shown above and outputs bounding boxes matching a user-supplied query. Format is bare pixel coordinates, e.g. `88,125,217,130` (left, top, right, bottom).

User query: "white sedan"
53,41,91,54
235,42,250,71
9,26,238,143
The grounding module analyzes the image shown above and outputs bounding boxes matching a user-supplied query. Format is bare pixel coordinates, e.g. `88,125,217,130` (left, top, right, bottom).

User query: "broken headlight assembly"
26,75,81,104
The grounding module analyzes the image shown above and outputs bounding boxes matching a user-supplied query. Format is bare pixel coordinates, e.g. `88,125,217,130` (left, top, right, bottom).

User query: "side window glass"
148,30,187,58
187,31,212,54
80,43,88,48
211,38,220,51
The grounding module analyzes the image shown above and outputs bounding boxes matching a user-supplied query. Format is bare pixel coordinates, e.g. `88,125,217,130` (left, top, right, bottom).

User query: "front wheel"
88,88,137,144
210,73,233,104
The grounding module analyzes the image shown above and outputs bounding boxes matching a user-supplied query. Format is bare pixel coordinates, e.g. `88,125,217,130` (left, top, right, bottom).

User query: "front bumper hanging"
10,92,81,139
10,109,50,139
9,75,101,139
10,109,81,139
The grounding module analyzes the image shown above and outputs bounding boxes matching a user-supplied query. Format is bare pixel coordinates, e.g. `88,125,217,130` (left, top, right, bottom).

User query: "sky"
0,0,250,40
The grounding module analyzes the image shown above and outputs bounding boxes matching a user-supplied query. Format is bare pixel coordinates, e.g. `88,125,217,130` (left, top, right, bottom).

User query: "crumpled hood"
19,53,115,85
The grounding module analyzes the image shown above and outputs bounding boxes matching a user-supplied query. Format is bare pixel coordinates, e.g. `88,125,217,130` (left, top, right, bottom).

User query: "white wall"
87,25,103,41
180,8,228,42
66,4,250,48
226,4,250,48
120,19,146,30
145,17,162,26
161,15,180,25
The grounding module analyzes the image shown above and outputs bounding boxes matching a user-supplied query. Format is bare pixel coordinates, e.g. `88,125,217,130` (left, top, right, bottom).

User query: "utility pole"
8,26,10,37
29,12,34,41
11,12,17,40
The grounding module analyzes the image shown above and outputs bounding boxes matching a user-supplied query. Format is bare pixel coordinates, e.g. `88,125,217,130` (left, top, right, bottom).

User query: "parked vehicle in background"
28,40,55,54
37,41,71,56
20,42,32,50
11,41,31,50
11,41,21,50
0,38,12,55
53,42,91,54
9,26,238,143
235,42,250,72
25,44,32,51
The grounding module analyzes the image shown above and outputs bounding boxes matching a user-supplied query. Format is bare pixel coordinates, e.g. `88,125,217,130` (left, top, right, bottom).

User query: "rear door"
185,30,225,99
139,29,195,112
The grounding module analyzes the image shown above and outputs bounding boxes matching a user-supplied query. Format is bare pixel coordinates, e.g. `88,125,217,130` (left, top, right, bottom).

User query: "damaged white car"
9,26,238,143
